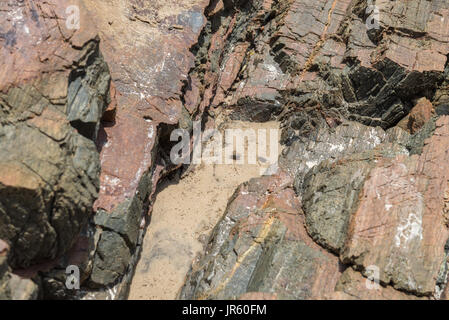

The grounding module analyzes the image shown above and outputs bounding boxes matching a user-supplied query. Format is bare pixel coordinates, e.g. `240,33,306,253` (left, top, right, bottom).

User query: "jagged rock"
2,0,449,301
75,0,211,291
177,0,449,301
0,0,109,269
295,122,410,254
86,0,210,215
1,0,211,296
180,116,448,300
66,54,111,141
187,0,449,143
88,198,142,287
246,234,339,300
279,121,410,192
94,198,142,251
179,172,341,300
341,116,449,297
90,231,131,288
398,98,435,134
406,116,438,155
302,145,409,254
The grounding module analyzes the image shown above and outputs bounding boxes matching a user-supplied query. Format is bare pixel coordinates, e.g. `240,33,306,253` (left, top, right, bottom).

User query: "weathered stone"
398,98,435,134
331,268,426,300
406,116,438,156
87,196,143,286
94,198,142,251
90,231,131,288
341,116,449,297
0,240,39,300
192,0,449,142
301,140,410,253
0,120,102,268
66,51,111,140
178,0,449,301
179,172,341,300
85,0,209,215
76,0,212,294
246,236,339,300
278,121,410,193
0,0,109,269
2,0,449,301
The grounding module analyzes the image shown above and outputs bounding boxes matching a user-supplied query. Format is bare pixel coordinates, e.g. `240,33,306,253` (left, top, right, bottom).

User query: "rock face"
341,116,449,297
302,145,406,254
2,0,449,301
80,0,212,293
2,0,212,298
179,172,341,300
180,0,449,142
0,0,109,271
398,98,435,134
0,240,39,300
181,116,449,300
179,0,449,300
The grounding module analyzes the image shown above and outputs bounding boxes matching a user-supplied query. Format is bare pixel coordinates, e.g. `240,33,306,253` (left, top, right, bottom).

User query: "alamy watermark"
170,121,280,176
365,265,380,290
366,0,380,30
65,5,80,30
65,265,80,290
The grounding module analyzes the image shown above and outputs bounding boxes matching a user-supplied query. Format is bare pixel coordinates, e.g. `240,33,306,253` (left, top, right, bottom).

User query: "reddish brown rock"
0,0,110,269
398,98,435,134
373,0,449,73
342,116,449,297
0,0,97,91
179,0,449,301
3,0,449,301
83,0,210,214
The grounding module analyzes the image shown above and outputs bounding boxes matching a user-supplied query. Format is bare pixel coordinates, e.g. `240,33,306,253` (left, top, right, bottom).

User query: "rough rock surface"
2,0,449,300
2,0,212,298
179,0,449,300
341,116,449,297
0,240,39,300
179,0,449,141
179,172,341,300
301,144,408,254
398,98,435,134
0,0,109,271
79,0,213,293
181,116,449,300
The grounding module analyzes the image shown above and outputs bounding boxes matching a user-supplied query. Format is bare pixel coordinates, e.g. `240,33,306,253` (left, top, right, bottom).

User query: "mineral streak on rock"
179,172,341,300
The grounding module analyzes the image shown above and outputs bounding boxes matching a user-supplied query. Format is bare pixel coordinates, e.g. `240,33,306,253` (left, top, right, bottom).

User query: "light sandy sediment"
128,120,281,300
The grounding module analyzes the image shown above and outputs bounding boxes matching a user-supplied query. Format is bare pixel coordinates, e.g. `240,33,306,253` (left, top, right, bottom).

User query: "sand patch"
128,120,281,300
